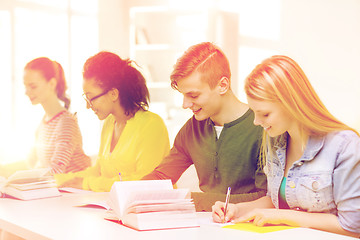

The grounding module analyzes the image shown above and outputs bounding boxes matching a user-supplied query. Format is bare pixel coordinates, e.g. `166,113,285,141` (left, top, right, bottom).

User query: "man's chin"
193,113,207,121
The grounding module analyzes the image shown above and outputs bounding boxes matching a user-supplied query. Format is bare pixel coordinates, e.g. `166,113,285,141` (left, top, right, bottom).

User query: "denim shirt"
265,130,360,234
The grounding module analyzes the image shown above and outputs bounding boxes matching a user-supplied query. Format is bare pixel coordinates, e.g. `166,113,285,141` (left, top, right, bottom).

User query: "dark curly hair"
83,51,150,116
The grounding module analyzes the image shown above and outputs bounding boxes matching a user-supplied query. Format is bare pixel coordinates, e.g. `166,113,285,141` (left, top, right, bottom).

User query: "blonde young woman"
212,55,360,237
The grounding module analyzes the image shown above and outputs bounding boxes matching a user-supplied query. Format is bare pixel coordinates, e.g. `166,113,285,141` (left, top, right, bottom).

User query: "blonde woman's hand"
212,201,238,223
233,208,299,227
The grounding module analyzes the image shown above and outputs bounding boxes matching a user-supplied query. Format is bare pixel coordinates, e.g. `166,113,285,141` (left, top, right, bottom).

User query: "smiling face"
82,77,114,120
247,97,295,137
23,69,55,105
177,71,222,122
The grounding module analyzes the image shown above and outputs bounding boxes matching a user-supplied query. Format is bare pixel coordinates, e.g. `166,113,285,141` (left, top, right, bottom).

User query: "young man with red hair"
143,42,266,211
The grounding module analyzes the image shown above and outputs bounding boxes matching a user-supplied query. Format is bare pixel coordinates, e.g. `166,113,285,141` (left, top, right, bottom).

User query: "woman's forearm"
288,211,359,238
235,196,274,216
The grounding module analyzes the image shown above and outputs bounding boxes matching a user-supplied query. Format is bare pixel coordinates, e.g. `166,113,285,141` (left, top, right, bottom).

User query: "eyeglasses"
82,90,109,107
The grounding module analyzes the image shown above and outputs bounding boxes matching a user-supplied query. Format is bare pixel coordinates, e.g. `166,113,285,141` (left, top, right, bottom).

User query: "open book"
108,180,199,231
0,168,61,200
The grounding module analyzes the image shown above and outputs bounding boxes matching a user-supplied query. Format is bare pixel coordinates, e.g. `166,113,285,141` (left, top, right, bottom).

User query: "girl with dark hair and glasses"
55,51,170,192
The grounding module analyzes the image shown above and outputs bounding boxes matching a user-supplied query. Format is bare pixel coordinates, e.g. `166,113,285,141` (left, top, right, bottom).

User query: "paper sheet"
223,222,296,233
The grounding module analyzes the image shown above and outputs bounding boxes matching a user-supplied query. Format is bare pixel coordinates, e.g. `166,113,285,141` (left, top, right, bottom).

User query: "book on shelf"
0,168,61,200
107,179,199,231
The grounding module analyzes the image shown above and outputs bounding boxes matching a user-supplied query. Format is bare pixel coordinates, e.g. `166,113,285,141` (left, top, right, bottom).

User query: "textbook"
108,180,199,231
0,168,61,200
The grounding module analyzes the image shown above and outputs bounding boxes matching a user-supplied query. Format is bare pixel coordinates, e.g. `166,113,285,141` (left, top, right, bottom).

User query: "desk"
0,192,357,240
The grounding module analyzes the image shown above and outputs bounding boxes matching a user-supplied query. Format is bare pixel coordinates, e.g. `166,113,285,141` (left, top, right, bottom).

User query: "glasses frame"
82,90,109,107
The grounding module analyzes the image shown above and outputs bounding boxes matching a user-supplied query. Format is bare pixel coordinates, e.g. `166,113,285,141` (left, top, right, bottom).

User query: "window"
0,0,99,163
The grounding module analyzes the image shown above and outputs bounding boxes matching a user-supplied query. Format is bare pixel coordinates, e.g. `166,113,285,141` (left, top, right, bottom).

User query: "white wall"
281,0,360,130
98,0,360,131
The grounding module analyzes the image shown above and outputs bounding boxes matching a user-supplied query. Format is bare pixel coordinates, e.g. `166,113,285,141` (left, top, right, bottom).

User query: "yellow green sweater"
55,110,170,192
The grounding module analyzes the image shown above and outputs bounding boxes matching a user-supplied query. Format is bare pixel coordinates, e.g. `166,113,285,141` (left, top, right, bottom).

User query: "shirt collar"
302,134,325,160
274,133,325,162
206,108,253,128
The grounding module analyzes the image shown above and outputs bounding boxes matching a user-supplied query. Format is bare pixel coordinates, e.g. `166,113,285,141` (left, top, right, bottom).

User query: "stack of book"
0,168,61,200
108,179,199,231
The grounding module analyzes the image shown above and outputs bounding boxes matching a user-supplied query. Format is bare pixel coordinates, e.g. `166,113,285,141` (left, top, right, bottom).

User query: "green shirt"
143,109,267,211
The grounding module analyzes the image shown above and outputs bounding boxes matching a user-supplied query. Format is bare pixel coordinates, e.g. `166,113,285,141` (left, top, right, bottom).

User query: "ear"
218,77,230,95
49,77,57,91
108,88,119,101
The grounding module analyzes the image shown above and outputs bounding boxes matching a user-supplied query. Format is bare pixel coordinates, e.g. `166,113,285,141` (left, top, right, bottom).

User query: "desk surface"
0,192,357,240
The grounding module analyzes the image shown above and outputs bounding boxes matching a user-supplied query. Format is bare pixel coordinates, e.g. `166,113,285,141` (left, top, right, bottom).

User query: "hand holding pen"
211,187,236,223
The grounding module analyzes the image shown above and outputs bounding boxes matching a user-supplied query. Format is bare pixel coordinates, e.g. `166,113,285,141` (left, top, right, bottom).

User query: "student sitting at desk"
0,57,92,240
55,51,170,192
143,42,267,212
212,55,360,238
0,57,91,176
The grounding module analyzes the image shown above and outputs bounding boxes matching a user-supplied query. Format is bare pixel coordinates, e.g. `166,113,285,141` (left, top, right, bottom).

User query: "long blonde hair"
244,55,358,166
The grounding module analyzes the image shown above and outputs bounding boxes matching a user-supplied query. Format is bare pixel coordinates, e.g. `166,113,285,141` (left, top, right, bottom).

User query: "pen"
119,172,122,181
223,187,231,223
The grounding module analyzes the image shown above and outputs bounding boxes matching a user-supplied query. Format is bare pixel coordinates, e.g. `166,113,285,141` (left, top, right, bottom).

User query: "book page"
76,201,111,211
9,180,56,191
59,187,93,194
126,200,194,214
109,180,173,218
197,216,233,227
125,189,189,210
7,168,51,183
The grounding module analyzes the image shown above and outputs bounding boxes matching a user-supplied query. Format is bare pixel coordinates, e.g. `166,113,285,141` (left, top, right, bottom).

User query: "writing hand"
211,201,237,223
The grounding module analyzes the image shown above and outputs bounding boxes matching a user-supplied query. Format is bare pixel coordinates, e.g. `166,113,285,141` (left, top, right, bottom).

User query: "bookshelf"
129,6,212,106
128,4,239,143
128,6,214,142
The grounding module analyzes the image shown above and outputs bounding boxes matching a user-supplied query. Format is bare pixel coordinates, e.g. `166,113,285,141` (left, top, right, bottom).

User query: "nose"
182,96,193,109
86,101,91,109
24,87,30,96
253,115,261,126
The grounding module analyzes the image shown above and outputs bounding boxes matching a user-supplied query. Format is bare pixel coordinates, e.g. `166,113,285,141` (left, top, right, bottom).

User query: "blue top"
279,177,289,209
264,130,360,234
279,177,287,201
